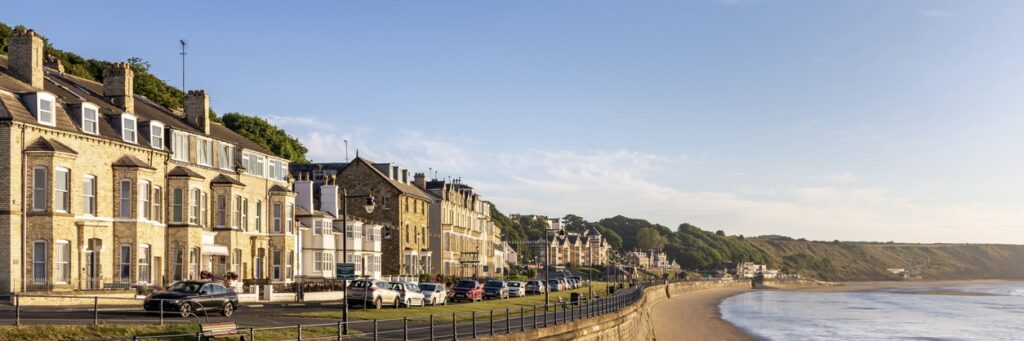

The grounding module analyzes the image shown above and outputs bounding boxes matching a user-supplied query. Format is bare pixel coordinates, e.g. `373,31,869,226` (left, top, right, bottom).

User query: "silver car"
346,279,401,309
390,281,426,307
507,281,526,297
418,283,448,305
525,280,546,295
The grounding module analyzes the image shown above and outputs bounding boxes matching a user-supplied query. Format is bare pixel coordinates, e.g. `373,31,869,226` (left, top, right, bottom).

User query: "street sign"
336,263,356,280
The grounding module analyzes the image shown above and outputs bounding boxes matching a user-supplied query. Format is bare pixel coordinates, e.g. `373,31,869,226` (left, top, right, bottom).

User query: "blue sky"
8,1,1024,243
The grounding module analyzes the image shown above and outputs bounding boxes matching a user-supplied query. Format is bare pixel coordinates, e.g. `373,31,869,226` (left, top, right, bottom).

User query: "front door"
85,251,97,289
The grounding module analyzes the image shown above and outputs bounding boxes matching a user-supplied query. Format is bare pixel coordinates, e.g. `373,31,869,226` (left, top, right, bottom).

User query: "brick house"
0,29,296,294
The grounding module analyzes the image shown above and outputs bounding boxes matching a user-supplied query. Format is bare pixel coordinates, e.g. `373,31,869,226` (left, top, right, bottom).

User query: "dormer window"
219,143,234,171
150,121,165,149
197,138,212,166
121,114,137,143
27,92,58,127
81,103,99,135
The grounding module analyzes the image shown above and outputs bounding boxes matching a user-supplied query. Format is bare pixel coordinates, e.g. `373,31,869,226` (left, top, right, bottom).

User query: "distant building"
418,177,500,278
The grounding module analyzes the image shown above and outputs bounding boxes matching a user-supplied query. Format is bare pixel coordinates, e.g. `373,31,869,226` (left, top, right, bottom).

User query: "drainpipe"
20,124,27,292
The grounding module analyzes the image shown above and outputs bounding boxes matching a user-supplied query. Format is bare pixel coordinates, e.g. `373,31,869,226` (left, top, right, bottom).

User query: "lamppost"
341,189,375,335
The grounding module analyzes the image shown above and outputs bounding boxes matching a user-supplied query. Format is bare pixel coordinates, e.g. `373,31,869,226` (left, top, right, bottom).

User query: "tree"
636,227,666,251
221,113,310,164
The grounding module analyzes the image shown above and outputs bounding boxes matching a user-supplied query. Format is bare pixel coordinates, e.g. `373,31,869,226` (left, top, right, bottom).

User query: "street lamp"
341,189,375,335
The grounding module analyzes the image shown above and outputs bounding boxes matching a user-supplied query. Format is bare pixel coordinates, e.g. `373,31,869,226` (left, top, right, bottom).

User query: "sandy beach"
650,287,755,341
650,279,1022,340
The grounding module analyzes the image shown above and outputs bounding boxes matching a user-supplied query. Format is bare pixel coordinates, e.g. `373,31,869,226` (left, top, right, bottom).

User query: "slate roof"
112,155,156,169
25,137,78,154
210,174,245,186
0,55,277,158
167,166,205,179
340,157,433,201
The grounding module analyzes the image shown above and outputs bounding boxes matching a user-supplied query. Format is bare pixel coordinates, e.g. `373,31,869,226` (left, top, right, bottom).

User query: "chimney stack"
9,29,45,89
414,173,426,189
103,62,134,113
294,172,314,212
185,90,210,134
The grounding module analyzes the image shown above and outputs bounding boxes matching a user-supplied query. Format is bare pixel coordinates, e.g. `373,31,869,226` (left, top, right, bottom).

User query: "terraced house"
293,157,432,276
419,177,501,278
0,29,297,294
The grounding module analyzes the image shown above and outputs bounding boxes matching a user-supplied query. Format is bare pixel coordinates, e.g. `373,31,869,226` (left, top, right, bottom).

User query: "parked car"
450,279,484,302
547,279,562,292
483,280,509,299
525,280,546,295
418,283,448,305
144,281,239,318
347,279,401,309
558,278,570,290
507,281,526,297
390,281,426,307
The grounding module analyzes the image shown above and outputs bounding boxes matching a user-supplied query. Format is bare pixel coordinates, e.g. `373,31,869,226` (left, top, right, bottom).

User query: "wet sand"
650,287,754,341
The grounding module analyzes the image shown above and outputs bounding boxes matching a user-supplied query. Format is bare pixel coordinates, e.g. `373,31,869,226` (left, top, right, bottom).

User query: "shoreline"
651,279,1021,340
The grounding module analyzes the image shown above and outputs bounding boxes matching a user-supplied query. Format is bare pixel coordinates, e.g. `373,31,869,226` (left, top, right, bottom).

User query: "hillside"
749,238,1024,281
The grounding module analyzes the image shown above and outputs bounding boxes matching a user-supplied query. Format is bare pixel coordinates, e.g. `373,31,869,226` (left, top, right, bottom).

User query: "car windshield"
455,280,477,288
349,280,372,288
419,284,438,291
168,282,202,294
485,281,503,287
509,282,522,287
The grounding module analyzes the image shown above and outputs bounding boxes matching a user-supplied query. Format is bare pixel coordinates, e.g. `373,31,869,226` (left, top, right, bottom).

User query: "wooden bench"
200,321,247,341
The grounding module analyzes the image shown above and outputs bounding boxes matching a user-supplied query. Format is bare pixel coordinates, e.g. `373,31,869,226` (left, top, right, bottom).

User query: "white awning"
201,244,229,256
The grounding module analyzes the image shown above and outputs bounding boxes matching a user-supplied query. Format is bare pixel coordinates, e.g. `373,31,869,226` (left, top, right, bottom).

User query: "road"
0,287,643,340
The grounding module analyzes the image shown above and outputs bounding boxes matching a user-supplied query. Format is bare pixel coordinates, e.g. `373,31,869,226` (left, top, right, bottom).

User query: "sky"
7,1,1024,244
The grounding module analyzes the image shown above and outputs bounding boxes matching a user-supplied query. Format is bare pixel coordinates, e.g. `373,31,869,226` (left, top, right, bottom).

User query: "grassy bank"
279,282,611,321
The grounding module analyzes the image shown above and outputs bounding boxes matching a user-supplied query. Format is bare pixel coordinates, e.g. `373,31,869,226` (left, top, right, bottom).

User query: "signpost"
336,263,356,280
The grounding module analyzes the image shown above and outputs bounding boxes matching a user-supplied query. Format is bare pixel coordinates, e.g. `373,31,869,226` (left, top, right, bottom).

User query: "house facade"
294,157,432,276
529,227,609,269
293,173,383,280
0,29,296,294
420,177,501,278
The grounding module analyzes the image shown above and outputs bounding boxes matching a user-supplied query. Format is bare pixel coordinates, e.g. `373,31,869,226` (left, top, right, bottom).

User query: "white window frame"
32,240,47,284
171,131,189,162
150,121,165,150
54,168,70,213
81,103,99,135
121,114,137,143
216,194,227,227
190,189,200,224
268,160,279,180
273,203,282,233
172,188,184,223
119,179,132,218
196,138,212,167
36,93,56,127
138,244,151,284
241,198,248,230
220,143,234,171
255,200,262,233
272,250,282,280
55,240,70,284
287,203,293,233
234,195,242,228
82,175,96,216
119,244,132,283
153,186,162,222
139,181,151,220
32,166,47,212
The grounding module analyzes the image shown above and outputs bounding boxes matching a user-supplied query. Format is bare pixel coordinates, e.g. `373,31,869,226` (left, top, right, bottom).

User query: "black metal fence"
82,288,645,341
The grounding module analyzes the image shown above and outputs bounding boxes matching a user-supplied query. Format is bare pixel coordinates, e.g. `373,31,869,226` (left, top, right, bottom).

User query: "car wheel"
393,298,400,308
431,298,436,306
179,302,193,318
374,298,383,310
220,302,234,317
443,297,448,305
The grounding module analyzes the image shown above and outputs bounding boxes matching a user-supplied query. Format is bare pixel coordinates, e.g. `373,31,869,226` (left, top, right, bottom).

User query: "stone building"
292,157,432,276
529,226,609,269
419,177,501,278
293,173,383,280
0,29,296,294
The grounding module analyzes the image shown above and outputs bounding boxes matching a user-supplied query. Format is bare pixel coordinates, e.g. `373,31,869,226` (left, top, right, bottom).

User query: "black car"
144,281,240,317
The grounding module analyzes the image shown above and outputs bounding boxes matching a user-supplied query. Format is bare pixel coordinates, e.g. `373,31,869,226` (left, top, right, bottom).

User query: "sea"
720,282,1024,340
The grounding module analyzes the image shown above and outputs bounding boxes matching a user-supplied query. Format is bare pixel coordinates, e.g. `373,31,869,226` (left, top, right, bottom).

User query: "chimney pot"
103,62,134,113
9,29,45,89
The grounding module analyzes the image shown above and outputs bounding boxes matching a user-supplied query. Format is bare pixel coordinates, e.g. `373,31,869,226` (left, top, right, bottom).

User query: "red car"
450,280,483,302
